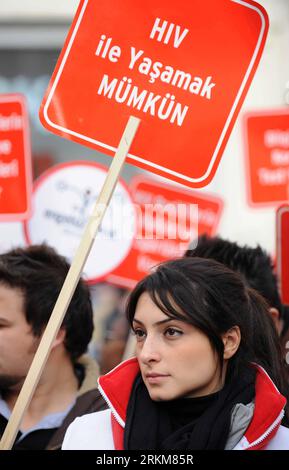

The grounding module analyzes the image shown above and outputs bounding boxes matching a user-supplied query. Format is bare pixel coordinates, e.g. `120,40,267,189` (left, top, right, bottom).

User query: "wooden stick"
0,115,141,450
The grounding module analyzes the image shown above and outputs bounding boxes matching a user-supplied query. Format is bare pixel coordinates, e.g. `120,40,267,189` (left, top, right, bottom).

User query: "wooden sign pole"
0,115,140,450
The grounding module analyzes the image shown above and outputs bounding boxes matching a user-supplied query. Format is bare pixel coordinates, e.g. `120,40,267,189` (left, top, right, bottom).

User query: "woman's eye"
165,327,183,337
134,329,146,340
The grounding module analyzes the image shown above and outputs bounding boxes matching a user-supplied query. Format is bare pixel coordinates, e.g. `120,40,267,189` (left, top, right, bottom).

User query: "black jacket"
0,355,107,450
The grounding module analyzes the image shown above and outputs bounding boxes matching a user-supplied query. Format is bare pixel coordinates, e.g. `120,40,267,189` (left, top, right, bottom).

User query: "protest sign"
0,94,32,221
40,0,268,188
106,176,223,288
24,161,136,283
244,110,289,206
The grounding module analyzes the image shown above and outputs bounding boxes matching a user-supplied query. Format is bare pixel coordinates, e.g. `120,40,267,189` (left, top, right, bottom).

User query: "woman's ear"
269,307,282,335
51,328,66,349
222,326,241,360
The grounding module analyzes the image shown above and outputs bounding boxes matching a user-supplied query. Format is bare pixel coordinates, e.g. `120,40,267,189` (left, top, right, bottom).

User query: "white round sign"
24,161,136,283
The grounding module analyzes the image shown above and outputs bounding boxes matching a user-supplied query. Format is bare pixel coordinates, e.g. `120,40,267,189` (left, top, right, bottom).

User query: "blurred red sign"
0,94,32,221
105,176,223,288
276,205,289,305
40,0,268,189
244,110,289,207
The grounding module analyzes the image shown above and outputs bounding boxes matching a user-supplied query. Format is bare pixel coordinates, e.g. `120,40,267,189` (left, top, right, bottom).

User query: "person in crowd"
0,244,105,450
185,235,284,334
62,257,289,450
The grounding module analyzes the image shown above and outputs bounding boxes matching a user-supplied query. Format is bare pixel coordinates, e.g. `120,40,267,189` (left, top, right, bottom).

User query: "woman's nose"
139,336,161,364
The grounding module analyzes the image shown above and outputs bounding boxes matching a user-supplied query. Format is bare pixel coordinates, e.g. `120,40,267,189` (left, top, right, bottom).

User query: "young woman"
62,257,289,450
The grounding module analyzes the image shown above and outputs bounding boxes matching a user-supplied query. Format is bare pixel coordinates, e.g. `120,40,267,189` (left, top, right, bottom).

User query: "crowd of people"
0,237,289,450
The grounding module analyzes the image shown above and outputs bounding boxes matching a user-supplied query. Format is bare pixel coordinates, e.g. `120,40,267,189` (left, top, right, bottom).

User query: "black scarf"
124,368,256,450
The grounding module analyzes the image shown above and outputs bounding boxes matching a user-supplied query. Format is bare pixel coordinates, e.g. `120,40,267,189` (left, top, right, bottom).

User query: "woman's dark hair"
0,244,93,362
126,257,288,401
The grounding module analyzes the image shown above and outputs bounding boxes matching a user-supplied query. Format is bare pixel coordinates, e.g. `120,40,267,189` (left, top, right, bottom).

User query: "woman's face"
133,292,223,401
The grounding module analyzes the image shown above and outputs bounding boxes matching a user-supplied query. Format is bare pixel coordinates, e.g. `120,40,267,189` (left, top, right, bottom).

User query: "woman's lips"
145,373,170,384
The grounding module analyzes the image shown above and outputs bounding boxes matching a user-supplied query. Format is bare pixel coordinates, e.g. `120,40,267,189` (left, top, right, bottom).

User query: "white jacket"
63,358,289,450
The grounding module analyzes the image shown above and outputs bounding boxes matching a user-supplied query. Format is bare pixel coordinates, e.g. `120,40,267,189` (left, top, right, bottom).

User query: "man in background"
0,244,105,449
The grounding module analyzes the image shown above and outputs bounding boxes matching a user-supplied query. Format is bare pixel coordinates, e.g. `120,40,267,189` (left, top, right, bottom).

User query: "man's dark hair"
185,235,283,320
0,244,93,362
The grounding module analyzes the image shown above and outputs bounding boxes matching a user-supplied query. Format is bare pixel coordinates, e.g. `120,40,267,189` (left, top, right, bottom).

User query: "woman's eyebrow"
133,318,174,327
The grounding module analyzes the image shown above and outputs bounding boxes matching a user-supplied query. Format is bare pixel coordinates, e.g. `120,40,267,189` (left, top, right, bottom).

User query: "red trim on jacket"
111,413,124,450
99,357,139,425
98,358,286,450
244,366,286,450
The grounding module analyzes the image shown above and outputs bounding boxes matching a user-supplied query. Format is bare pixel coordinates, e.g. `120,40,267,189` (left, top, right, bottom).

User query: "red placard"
244,109,289,207
105,176,223,288
40,0,268,189
276,205,289,305
0,94,32,221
